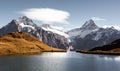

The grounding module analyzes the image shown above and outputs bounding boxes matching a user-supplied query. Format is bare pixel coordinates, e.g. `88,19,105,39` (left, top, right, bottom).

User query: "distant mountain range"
1,16,120,50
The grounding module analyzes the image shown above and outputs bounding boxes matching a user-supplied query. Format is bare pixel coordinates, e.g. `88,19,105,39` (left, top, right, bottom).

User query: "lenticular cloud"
20,8,70,24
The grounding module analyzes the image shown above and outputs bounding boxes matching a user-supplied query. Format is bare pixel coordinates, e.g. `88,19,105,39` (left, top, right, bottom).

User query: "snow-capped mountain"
0,16,69,49
0,16,37,35
81,19,99,30
16,16,37,27
67,19,120,50
67,19,99,38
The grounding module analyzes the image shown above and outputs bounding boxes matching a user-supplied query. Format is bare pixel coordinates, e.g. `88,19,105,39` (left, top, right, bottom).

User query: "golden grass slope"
0,32,63,55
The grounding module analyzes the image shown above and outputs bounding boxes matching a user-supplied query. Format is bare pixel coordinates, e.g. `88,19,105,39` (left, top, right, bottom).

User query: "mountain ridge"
0,16,69,49
1,16,120,50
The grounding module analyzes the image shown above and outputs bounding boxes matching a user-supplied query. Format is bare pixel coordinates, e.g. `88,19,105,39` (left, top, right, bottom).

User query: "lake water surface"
0,52,120,71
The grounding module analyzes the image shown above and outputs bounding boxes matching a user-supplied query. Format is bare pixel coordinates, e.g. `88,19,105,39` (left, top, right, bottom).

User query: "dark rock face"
0,16,69,49
34,28,69,49
0,20,20,35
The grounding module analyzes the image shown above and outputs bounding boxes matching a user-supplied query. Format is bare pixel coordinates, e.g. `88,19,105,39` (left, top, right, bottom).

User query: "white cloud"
91,17,106,21
103,25,120,30
20,8,70,24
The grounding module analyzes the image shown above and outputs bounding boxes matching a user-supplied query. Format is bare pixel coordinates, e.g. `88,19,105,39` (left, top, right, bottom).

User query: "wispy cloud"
20,8,70,24
91,17,106,21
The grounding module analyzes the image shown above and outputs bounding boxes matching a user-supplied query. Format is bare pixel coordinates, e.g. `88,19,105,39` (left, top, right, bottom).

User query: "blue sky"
0,0,120,31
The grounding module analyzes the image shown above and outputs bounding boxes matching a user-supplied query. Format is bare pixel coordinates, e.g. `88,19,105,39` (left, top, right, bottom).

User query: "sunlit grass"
0,32,63,56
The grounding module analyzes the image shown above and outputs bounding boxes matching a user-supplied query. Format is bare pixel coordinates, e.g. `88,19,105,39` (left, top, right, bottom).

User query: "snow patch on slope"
41,25,69,38
79,30,93,38
68,28,99,38
20,23,35,29
93,32,102,41
68,30,82,37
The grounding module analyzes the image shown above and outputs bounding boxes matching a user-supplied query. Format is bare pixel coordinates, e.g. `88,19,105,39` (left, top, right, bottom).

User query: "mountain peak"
19,16,28,19
18,16,32,21
17,16,33,23
14,16,37,27
81,19,99,29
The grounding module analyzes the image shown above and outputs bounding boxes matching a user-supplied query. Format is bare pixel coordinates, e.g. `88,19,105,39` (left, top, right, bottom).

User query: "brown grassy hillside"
0,32,63,56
